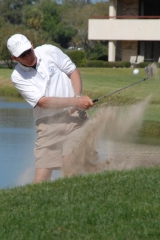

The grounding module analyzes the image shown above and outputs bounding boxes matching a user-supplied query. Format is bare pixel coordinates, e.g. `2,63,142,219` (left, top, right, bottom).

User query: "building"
88,0,160,62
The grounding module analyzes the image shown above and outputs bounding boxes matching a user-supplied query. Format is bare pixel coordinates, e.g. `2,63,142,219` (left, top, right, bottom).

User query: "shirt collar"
18,50,41,72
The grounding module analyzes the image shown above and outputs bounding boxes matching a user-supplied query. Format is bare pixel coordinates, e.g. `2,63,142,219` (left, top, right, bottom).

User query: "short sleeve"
11,72,43,108
47,45,76,75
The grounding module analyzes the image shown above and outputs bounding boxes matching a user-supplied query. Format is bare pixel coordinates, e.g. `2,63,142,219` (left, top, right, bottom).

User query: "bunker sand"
63,96,160,176
103,141,160,171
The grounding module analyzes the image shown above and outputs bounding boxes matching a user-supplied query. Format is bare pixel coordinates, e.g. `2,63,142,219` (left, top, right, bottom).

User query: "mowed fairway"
0,68,20,98
1,67,160,102
79,67,160,125
80,67,160,104
0,68,13,86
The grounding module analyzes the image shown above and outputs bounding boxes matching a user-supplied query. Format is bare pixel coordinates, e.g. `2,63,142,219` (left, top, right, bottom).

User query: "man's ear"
11,55,17,61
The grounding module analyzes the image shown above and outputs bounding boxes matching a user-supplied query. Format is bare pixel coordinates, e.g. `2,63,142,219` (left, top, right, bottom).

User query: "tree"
24,6,44,30
0,0,40,25
61,0,90,4
0,24,24,68
61,2,109,50
0,0,23,24
39,0,76,48
86,41,108,60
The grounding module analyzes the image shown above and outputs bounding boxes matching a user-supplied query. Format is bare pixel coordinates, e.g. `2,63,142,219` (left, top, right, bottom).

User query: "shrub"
157,63,160,68
85,60,105,67
116,61,131,68
137,62,152,68
97,55,108,61
66,50,86,67
86,60,131,68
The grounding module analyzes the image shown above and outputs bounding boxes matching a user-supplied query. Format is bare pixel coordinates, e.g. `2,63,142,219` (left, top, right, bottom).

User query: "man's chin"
27,60,37,67
20,56,37,67
29,63,36,67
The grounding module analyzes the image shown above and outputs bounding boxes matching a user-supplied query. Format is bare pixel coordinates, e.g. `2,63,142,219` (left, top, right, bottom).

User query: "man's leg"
62,155,76,177
33,168,53,183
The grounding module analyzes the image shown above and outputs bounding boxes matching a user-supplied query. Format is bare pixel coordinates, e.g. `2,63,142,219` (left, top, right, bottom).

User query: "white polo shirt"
11,44,76,119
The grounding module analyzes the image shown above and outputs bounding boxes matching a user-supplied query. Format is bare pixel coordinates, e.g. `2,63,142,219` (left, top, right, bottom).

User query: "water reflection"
0,100,62,189
0,100,36,189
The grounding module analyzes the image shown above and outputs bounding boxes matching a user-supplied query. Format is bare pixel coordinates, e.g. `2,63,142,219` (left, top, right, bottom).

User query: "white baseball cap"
7,34,32,57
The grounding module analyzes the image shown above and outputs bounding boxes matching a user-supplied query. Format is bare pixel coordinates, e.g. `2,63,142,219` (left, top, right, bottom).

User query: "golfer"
7,33,94,183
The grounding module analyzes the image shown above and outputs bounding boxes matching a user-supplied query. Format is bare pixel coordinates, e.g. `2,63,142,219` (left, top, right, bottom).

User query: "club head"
145,65,153,78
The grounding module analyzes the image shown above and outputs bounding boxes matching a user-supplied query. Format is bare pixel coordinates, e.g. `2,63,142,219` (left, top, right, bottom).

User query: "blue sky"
91,0,108,3
57,0,108,4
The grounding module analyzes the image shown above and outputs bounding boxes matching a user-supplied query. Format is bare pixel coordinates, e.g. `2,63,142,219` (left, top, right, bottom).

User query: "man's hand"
75,95,94,110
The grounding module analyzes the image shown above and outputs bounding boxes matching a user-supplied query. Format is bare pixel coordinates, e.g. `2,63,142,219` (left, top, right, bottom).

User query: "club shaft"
92,77,149,103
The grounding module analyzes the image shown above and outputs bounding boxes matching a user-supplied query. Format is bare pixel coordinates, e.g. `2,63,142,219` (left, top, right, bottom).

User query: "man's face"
12,46,37,67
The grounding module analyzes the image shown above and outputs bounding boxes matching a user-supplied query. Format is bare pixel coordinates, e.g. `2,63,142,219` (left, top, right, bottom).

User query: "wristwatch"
74,93,82,98
74,93,82,111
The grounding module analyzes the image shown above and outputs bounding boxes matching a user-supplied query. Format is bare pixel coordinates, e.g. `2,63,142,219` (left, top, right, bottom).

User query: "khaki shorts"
34,111,87,169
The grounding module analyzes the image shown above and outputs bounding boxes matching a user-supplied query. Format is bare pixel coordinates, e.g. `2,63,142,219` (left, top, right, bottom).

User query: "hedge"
66,50,86,67
85,60,131,68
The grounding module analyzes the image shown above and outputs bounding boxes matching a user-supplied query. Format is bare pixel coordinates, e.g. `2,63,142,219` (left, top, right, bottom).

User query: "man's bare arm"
37,95,93,110
69,68,82,95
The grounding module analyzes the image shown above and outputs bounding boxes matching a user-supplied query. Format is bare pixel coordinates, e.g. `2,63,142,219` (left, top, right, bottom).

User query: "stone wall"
117,0,139,16
116,0,139,61
116,41,138,61
121,41,138,61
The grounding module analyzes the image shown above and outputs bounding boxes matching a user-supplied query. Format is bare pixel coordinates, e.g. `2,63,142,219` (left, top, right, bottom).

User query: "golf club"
92,65,153,103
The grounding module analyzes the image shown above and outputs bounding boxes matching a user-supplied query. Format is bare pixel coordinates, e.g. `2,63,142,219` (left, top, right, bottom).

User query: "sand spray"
18,95,160,184
62,96,154,176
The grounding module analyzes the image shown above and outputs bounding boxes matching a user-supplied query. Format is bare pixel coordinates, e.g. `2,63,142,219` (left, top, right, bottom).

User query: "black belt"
36,110,88,126
36,111,71,125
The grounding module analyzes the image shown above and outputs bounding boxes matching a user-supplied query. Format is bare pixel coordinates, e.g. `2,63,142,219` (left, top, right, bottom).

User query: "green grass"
1,67,160,103
0,68,21,97
1,167,160,239
80,68,160,105
1,68,160,239
0,68,13,79
144,104,160,121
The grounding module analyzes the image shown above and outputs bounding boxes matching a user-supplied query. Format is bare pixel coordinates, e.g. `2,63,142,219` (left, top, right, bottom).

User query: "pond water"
0,99,62,189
